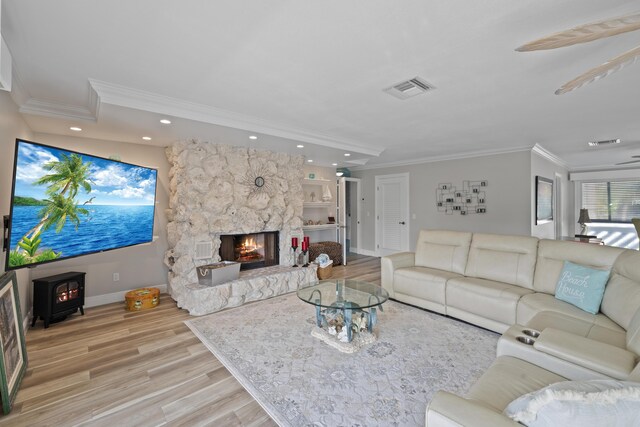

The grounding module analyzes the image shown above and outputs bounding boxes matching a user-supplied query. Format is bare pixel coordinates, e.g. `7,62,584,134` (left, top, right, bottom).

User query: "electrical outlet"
113,272,120,282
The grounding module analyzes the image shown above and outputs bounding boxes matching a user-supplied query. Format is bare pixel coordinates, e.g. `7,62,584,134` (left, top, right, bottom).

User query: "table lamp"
578,208,591,235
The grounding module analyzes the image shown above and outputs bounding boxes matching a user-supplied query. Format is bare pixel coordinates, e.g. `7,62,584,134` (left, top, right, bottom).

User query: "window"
582,180,640,222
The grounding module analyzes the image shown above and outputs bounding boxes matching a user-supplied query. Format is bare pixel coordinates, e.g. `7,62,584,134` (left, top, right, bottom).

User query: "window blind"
582,180,640,222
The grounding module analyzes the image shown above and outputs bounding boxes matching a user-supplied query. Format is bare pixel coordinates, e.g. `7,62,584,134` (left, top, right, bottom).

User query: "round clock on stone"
255,176,265,188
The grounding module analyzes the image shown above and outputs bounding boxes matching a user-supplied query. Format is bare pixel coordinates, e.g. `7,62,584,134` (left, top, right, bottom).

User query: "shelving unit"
302,172,337,242
302,224,336,231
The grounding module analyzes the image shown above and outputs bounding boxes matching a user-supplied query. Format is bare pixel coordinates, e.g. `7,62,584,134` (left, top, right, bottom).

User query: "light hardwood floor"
0,254,380,426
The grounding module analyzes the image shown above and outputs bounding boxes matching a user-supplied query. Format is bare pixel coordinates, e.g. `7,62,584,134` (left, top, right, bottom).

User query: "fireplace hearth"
220,231,279,270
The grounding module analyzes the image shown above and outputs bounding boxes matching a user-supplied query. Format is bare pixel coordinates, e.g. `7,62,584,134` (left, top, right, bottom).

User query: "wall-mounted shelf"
303,178,333,184
302,224,336,231
303,202,333,208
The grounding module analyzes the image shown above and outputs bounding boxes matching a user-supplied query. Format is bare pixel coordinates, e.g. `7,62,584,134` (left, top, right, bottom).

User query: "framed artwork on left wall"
0,270,27,414
535,176,554,225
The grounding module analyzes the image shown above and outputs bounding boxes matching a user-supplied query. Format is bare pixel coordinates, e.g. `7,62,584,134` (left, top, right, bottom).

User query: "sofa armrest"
426,391,520,427
534,328,637,380
380,251,415,298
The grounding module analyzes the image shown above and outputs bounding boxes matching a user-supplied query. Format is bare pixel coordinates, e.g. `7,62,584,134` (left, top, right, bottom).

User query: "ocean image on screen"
7,140,157,269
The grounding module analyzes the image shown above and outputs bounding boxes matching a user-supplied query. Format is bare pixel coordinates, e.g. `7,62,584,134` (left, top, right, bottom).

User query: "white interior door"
337,178,362,264
337,177,347,264
375,173,410,256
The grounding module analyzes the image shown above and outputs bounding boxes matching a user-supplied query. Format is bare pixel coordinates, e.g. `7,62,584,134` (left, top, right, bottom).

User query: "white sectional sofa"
381,229,640,426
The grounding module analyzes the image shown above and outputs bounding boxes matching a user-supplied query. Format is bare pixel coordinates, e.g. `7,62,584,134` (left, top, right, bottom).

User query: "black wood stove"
32,272,85,328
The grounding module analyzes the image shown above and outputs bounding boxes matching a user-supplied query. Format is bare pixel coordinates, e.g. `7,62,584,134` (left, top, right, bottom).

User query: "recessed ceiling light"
70,126,82,132
344,153,351,157
332,163,338,166
297,144,304,148
142,136,152,141
160,119,171,124
307,159,313,163
249,135,258,140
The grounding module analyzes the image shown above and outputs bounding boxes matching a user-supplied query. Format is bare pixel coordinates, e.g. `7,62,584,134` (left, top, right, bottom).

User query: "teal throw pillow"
554,261,610,314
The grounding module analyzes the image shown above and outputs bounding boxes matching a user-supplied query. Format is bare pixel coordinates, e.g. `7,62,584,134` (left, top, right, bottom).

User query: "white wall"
530,151,571,239
352,150,532,253
0,91,170,320
27,133,170,303
0,91,34,319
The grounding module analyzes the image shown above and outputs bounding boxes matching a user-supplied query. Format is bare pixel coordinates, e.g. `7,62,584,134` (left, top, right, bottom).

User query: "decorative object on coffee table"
0,271,27,414
125,287,160,311
297,279,389,349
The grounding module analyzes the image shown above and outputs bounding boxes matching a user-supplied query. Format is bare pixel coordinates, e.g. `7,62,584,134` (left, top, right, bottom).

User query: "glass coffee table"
297,279,389,343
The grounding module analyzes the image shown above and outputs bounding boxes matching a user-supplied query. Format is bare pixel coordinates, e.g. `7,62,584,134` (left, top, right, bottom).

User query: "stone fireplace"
164,139,306,312
220,231,279,270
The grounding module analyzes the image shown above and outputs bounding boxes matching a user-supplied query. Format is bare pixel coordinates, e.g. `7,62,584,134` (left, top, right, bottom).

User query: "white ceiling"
2,0,640,169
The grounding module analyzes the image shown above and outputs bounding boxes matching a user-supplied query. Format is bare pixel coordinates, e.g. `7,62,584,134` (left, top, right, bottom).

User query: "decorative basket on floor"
317,264,333,280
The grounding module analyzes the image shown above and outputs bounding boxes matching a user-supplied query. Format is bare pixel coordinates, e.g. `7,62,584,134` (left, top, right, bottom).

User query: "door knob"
399,221,406,225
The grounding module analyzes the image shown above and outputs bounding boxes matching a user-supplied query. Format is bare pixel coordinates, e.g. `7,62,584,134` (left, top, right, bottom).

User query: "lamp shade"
578,208,591,225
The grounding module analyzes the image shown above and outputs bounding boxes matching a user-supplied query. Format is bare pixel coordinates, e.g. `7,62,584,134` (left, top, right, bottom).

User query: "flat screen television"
4,139,158,270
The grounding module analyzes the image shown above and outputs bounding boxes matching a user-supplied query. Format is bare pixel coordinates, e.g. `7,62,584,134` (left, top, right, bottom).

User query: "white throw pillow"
503,380,640,427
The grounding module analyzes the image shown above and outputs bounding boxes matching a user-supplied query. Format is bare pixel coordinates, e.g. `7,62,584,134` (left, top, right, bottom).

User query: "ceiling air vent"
383,77,435,100
587,138,621,147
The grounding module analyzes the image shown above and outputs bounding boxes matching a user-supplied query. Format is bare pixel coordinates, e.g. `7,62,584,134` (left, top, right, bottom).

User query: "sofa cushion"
602,250,640,330
517,293,624,334
447,277,534,326
467,356,566,413
393,266,461,306
504,380,640,427
533,240,624,295
525,311,626,348
554,261,610,315
464,233,539,289
626,307,640,355
414,229,472,275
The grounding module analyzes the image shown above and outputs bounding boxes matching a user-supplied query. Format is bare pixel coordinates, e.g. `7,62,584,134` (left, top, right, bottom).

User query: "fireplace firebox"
220,231,279,270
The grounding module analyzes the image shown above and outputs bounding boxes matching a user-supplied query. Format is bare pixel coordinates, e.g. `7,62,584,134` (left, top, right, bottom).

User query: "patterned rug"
185,293,499,426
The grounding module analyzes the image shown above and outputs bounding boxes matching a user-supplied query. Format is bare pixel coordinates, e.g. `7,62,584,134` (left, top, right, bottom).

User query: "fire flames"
237,237,264,261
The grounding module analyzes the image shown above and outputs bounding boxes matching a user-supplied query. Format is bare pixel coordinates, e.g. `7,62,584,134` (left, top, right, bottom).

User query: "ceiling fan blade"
516,12,640,52
616,159,640,165
555,45,640,95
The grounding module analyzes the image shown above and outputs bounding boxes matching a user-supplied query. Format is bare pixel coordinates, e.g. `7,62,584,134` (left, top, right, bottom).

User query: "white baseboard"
85,284,168,308
352,247,377,257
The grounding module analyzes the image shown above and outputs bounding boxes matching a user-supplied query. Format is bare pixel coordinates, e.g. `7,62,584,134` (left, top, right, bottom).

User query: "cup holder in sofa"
522,329,540,338
516,336,536,345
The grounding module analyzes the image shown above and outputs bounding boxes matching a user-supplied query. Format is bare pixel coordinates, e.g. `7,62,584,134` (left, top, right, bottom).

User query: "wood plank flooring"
0,254,380,426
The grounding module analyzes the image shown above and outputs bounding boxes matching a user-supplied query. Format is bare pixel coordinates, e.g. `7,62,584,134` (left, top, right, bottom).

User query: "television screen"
5,139,158,270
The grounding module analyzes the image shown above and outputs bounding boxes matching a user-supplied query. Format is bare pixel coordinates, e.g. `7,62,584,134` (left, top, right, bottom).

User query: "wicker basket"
317,264,333,280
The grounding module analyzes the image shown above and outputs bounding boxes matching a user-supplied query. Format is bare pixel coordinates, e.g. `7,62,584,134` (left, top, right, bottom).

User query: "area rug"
185,293,499,426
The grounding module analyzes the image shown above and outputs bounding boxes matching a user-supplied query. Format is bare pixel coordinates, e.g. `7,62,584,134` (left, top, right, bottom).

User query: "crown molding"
350,145,534,171
88,79,384,157
531,143,569,169
19,98,96,121
8,64,29,107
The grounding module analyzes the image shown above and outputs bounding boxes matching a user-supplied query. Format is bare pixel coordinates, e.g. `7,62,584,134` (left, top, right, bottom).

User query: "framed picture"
536,176,554,225
0,271,27,414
